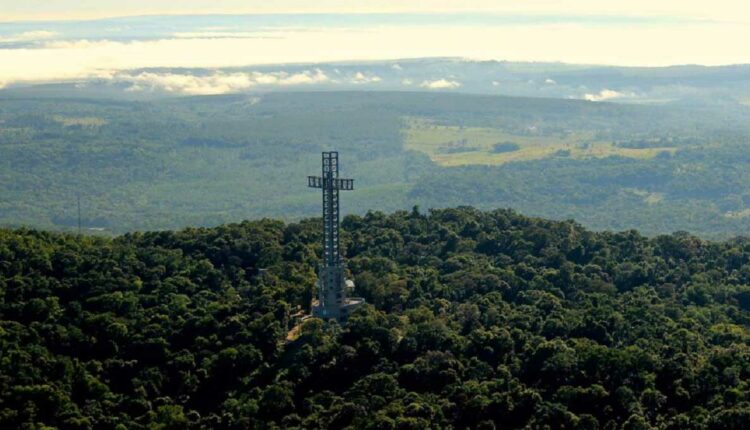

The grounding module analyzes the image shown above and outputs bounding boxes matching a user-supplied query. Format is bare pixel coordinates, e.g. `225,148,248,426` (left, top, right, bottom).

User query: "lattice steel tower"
308,152,364,321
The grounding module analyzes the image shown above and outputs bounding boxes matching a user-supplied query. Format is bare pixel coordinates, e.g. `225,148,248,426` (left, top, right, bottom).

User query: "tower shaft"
322,152,340,267
307,151,363,322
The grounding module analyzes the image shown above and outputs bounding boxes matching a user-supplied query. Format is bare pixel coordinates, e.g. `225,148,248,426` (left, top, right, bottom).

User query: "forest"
4,207,750,429
1,91,750,237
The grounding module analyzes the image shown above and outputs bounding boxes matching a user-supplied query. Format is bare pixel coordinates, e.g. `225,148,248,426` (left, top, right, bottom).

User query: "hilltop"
3,207,750,428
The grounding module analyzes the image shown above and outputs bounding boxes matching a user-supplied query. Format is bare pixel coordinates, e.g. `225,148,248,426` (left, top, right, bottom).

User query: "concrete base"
311,296,365,322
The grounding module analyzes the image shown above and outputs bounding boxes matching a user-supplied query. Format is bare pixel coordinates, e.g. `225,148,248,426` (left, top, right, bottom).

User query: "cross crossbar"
307,151,353,269
307,176,354,190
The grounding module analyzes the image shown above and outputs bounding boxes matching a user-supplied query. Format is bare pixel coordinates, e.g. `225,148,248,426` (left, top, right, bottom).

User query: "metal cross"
308,151,354,268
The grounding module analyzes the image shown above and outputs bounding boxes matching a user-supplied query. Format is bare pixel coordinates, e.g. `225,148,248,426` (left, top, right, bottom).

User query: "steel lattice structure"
308,152,354,267
307,152,363,321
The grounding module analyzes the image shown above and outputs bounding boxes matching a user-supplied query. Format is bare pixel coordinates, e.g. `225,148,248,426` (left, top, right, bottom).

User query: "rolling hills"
1,90,750,237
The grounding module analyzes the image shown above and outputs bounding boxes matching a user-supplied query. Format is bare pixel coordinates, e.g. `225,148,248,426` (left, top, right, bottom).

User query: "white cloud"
545,78,557,85
401,78,413,85
350,71,381,84
42,39,119,49
391,63,402,70
420,78,461,89
2,20,750,87
172,31,273,39
0,30,58,43
583,89,633,102
113,69,329,95
276,69,329,85
492,80,500,86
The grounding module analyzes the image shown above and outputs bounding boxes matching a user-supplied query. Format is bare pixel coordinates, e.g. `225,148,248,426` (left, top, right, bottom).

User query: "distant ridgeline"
4,207,750,428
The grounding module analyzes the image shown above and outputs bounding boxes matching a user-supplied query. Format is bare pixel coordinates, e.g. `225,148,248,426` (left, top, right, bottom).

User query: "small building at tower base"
311,264,364,322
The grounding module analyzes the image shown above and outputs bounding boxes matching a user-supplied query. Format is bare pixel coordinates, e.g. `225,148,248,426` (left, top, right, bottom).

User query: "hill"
1,90,750,237
3,207,750,428
3,56,750,104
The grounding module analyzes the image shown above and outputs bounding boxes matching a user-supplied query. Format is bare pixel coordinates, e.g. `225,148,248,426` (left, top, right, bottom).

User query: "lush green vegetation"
4,207,750,428
1,91,749,237
403,118,675,166
492,142,521,154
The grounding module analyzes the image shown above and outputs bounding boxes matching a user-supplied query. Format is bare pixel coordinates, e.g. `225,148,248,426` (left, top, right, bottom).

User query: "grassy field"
403,117,677,166
51,115,108,127
626,188,665,205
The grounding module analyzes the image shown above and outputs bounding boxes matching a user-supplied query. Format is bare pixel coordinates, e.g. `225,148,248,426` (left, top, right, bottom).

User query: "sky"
2,1,747,22
1,0,749,89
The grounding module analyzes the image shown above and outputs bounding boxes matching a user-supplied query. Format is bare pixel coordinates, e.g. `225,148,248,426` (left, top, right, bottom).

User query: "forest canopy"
3,207,750,429
2,91,750,237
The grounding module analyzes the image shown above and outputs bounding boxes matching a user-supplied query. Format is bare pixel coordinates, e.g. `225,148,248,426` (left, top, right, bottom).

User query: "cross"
308,151,354,268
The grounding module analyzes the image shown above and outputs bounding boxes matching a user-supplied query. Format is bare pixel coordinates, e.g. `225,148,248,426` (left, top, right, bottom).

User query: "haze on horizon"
1,0,749,88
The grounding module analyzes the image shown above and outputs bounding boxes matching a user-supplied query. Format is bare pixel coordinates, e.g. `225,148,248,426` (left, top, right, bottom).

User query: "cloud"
583,89,633,101
420,78,461,89
113,69,330,95
492,80,500,86
401,78,413,86
42,39,122,49
2,1,747,24
172,31,276,39
350,71,381,84
2,20,750,87
545,78,557,85
391,63,403,70
0,30,58,44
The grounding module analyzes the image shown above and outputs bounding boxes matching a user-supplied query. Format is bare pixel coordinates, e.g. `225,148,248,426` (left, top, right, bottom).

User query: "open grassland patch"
403,117,677,166
52,115,107,127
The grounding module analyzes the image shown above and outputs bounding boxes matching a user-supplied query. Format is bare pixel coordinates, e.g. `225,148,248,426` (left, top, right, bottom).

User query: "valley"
1,90,749,238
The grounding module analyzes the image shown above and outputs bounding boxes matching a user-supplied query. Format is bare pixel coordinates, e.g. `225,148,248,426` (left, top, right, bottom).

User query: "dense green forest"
4,207,750,428
1,91,750,237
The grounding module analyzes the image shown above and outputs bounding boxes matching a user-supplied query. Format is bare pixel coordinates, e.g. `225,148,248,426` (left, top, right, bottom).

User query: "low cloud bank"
114,69,330,95
420,79,461,89
0,31,58,44
110,69,388,94
583,88,633,102
172,31,272,39
351,72,382,84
